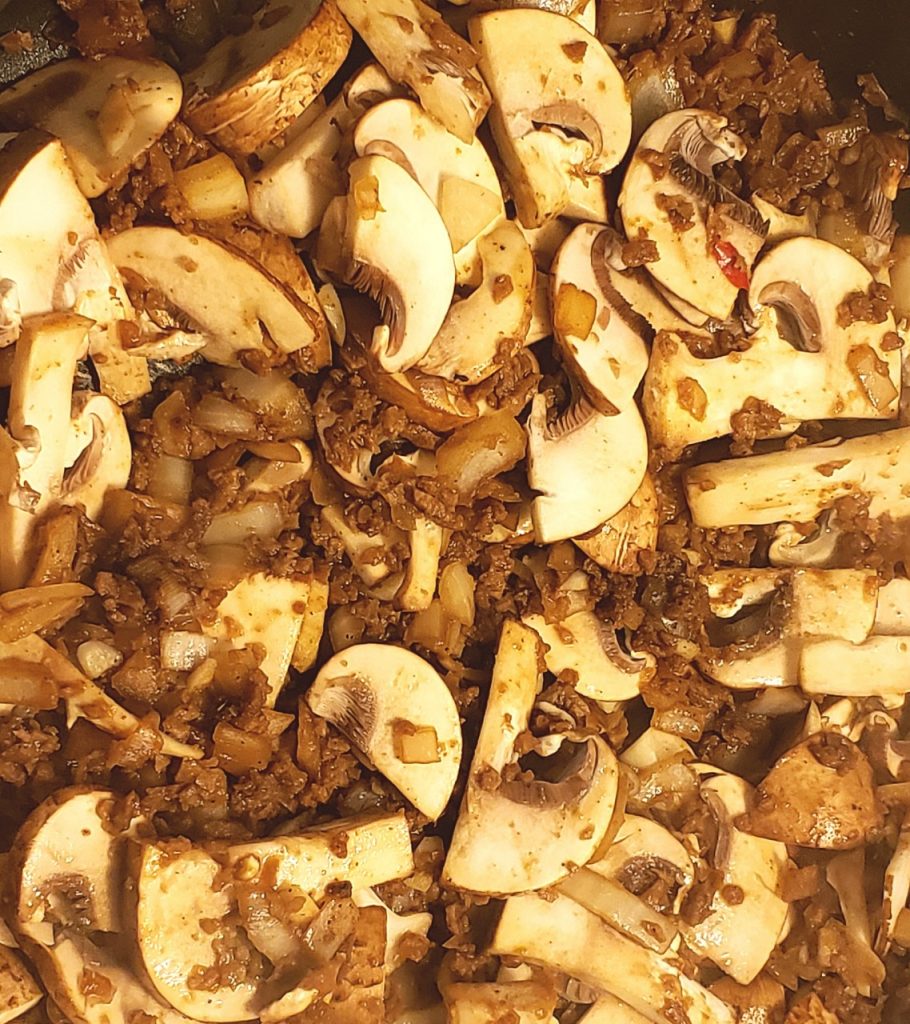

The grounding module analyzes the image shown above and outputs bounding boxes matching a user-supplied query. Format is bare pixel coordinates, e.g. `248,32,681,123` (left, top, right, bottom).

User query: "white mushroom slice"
321,505,405,587
0,57,182,197
874,578,910,635
752,193,818,245
443,981,558,1024
0,946,41,1024
444,620,620,894
249,63,401,239
335,0,490,144
470,9,631,227
107,226,330,370
619,109,768,321
202,572,313,707
768,516,841,569
551,224,651,415
417,221,534,383
354,97,506,286
680,770,790,985
522,609,655,701
878,814,910,954
0,314,132,590
308,644,462,820
644,238,900,449
621,728,694,771
684,427,910,528
799,637,910,698
397,518,445,612
182,0,352,156
490,893,735,1024
573,473,659,575
788,568,877,643
0,132,146,398
578,994,651,1024
526,392,648,543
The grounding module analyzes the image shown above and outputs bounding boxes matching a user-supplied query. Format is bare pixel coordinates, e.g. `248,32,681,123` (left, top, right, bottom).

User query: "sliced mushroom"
619,109,768,321
320,504,405,587
551,224,651,415
354,97,506,286
684,427,910,528
768,515,842,569
489,893,735,1024
443,980,558,1024
799,636,910,699
573,473,659,575
308,644,462,820
444,620,620,894
334,155,456,372
739,732,884,850
182,0,352,156
335,0,490,144
397,518,445,613
249,63,402,240
526,392,648,543
137,811,413,1021
0,947,41,1024
0,131,147,399
202,572,316,707
559,814,693,954
417,221,534,383
752,194,819,245
680,769,790,985
522,608,655,701
0,57,182,197
0,313,132,591
107,226,330,370
577,994,652,1024
351,888,432,975
470,9,631,227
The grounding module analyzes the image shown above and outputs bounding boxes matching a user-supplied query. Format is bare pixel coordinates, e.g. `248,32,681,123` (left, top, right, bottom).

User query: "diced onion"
0,660,58,710
213,721,272,775
76,640,124,680
194,394,258,437
203,499,287,546
146,454,193,505
439,563,475,628
160,631,215,672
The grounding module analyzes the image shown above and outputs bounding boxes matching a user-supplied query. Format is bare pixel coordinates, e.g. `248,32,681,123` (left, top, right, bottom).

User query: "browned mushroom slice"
739,732,885,850
335,0,490,144
0,56,182,197
182,0,352,157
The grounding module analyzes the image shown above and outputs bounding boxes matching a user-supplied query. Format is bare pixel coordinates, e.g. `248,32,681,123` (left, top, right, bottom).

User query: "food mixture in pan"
0,0,908,1021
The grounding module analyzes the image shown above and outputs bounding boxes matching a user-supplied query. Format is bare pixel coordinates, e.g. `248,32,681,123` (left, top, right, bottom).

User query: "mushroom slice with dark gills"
644,237,900,451
619,109,768,322
443,620,621,894
324,155,456,373
307,644,462,821
739,732,885,850
469,8,632,228
335,0,491,144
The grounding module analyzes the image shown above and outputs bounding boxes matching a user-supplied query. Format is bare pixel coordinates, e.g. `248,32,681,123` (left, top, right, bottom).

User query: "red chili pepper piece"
711,239,750,291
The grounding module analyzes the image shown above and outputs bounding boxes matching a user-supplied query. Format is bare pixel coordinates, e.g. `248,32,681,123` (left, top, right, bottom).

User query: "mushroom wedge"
680,769,790,985
526,392,648,543
249,63,402,240
619,109,768,322
0,131,147,399
469,9,632,227
307,644,462,821
522,608,655,701
335,0,490,145
551,224,651,415
644,238,900,450
106,226,330,370
353,97,506,287
332,155,456,372
182,0,352,156
489,893,735,1024
202,572,316,708
684,426,910,528
0,57,182,197
417,221,534,384
135,812,413,1023
740,732,885,850
0,313,131,591
443,620,621,894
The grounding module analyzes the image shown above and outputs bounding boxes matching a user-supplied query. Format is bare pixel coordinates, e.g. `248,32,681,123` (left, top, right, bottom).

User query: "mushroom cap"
183,0,352,156
470,8,631,226
739,732,885,849
344,155,456,373
106,226,330,370
353,97,506,286
308,644,463,820
619,108,766,321
0,57,182,197
526,392,648,543
551,224,651,415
